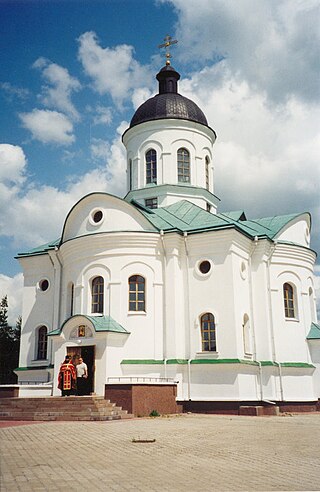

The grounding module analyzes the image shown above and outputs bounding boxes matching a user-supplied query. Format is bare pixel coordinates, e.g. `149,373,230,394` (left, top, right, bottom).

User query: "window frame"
91,276,104,314
36,325,48,360
177,147,191,183
205,156,210,190
146,149,157,185
200,313,216,352
283,282,296,319
128,275,146,312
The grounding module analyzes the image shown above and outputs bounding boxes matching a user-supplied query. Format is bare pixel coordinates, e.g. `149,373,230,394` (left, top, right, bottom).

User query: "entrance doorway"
67,346,95,394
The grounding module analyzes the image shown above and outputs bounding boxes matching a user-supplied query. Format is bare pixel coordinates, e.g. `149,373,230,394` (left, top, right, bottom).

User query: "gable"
61,192,158,244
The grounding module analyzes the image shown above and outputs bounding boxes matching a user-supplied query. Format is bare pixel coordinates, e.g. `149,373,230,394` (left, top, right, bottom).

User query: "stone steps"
0,396,133,421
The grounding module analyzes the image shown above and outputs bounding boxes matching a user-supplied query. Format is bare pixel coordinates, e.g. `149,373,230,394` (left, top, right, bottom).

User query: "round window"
199,260,211,275
92,210,103,223
39,279,49,292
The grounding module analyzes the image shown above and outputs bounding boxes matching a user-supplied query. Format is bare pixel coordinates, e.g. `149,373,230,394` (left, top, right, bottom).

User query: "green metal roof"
48,315,129,336
16,198,311,258
307,322,320,340
137,201,306,241
16,239,60,258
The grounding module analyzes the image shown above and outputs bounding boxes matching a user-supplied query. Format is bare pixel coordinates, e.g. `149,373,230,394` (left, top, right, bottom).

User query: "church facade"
15,60,320,412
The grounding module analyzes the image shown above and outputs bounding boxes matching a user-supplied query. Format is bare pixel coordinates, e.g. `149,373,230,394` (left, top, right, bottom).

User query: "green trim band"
121,359,315,368
15,365,54,371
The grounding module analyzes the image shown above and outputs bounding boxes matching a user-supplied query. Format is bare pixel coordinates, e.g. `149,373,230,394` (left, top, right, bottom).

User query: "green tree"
0,296,21,384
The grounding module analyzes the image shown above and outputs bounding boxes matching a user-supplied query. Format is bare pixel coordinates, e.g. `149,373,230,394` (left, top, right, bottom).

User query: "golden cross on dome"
158,34,178,65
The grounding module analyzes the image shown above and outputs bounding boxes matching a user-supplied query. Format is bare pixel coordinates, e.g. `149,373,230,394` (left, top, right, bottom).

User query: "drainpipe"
266,241,284,401
183,232,192,401
274,361,284,401
257,361,263,401
249,236,260,399
187,359,191,401
160,231,167,376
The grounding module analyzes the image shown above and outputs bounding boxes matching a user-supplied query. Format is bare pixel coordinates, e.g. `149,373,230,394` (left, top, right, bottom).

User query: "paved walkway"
1,413,320,491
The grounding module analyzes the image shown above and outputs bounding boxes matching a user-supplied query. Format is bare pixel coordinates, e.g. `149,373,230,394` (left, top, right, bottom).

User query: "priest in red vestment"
58,355,77,396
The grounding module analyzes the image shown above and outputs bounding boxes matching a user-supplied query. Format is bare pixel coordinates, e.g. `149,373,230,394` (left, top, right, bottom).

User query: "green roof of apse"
307,322,320,340
48,315,129,336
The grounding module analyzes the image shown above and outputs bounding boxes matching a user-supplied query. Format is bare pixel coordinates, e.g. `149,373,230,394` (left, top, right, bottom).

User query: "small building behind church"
13,55,320,414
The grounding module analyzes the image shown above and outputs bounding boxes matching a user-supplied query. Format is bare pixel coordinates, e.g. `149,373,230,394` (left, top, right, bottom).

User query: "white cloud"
177,62,320,256
0,273,23,326
0,123,127,250
19,109,75,145
0,144,27,185
77,31,152,107
90,138,110,162
33,57,81,120
92,105,113,125
1,82,30,101
167,0,320,104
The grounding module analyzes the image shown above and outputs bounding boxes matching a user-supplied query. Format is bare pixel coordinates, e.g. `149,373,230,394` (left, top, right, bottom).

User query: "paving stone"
1,414,320,491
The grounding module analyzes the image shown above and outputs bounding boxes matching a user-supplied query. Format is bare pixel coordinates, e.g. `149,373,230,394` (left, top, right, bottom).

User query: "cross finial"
158,34,178,66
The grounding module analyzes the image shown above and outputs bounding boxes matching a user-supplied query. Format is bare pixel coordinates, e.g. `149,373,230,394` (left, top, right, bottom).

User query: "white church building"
13,57,320,414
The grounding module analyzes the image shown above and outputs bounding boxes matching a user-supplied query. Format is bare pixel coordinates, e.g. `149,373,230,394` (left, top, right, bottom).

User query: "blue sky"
1,0,319,321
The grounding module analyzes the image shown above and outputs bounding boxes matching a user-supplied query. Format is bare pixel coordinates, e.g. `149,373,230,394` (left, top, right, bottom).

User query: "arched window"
283,283,295,318
177,148,190,183
205,156,210,190
146,149,157,184
128,159,133,190
200,313,216,351
37,326,48,360
91,276,104,314
243,314,252,355
129,275,145,311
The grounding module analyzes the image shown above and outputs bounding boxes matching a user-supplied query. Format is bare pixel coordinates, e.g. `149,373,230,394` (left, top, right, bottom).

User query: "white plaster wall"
276,215,311,247
18,256,55,370
62,193,157,243
123,119,215,193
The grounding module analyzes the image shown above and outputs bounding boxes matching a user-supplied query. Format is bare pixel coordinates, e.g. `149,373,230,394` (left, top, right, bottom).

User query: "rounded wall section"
123,119,216,191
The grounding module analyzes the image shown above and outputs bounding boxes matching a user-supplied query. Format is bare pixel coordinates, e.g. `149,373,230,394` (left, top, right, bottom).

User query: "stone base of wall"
179,400,320,416
0,386,19,398
104,384,182,417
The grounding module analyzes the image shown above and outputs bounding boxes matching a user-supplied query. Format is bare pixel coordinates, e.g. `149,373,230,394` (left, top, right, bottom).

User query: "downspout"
48,247,62,393
160,231,167,377
266,241,284,401
249,236,261,399
183,232,192,401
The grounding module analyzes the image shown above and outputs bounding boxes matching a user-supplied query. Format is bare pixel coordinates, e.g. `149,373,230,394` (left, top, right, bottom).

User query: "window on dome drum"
205,156,210,190
146,149,157,184
129,275,145,311
177,148,190,183
129,159,133,190
283,283,295,318
91,276,104,314
200,313,216,351
37,326,48,360
145,197,158,209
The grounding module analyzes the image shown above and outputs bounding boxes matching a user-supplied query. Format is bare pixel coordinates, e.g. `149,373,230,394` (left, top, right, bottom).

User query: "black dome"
129,64,208,129
130,93,208,128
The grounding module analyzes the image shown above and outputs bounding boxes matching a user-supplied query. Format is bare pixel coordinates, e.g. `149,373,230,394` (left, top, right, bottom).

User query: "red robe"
58,362,76,391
